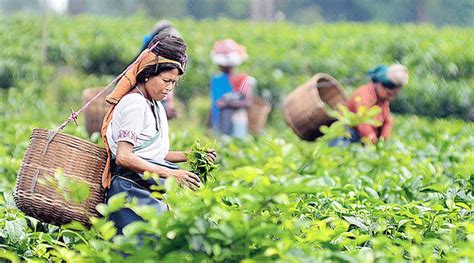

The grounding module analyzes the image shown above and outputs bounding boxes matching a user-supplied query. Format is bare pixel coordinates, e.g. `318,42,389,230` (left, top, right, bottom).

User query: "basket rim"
31,128,106,151
283,72,348,141
314,73,347,97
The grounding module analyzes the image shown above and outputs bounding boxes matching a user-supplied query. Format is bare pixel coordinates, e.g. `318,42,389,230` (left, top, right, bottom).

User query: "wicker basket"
247,96,271,135
14,128,107,226
283,73,347,141
82,87,111,136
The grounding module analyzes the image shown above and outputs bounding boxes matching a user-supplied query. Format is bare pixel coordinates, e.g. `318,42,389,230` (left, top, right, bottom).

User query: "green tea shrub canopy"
1,16,472,119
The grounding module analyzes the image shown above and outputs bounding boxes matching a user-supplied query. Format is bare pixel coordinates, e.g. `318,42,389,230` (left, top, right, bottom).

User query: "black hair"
136,63,178,83
148,34,187,72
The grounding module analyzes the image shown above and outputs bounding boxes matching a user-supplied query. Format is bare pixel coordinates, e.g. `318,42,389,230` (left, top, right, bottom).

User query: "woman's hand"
217,99,227,108
170,169,202,190
206,149,217,163
182,149,217,163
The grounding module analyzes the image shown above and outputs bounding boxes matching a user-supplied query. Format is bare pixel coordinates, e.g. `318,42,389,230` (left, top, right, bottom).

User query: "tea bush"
1,82,473,261
1,15,473,119
0,15,473,262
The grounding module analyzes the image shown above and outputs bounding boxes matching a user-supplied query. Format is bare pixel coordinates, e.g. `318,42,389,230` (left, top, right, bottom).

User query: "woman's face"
374,82,401,102
144,68,180,101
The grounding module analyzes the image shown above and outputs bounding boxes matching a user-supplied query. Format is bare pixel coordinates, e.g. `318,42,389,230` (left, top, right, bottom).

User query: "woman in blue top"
209,39,255,138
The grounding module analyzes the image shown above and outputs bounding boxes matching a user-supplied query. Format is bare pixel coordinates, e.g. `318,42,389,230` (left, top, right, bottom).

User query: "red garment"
346,83,393,143
229,74,251,93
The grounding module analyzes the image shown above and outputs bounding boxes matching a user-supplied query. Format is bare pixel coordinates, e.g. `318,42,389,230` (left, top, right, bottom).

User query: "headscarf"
100,46,186,189
211,39,248,67
368,64,409,89
152,20,181,38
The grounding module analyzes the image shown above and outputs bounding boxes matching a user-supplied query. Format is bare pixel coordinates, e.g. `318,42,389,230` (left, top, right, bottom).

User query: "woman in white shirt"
101,34,216,235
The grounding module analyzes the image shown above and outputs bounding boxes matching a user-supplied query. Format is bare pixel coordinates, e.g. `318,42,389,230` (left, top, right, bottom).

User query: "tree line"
1,0,472,27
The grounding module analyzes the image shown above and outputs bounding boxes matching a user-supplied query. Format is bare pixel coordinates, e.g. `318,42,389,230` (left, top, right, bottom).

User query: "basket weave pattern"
14,128,107,226
283,73,347,141
248,96,271,134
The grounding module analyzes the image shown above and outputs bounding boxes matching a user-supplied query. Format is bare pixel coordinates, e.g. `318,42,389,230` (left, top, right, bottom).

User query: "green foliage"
0,15,473,262
0,60,15,89
40,169,91,204
320,104,382,142
77,38,128,76
1,15,472,119
1,99,474,261
185,140,218,184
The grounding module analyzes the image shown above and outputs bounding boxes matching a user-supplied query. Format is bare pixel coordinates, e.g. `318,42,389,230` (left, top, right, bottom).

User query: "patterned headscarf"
368,64,409,89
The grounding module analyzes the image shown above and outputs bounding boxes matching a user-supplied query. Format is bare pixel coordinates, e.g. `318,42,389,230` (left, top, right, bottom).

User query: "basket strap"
33,42,160,191
47,41,162,144
30,131,58,192
35,42,162,190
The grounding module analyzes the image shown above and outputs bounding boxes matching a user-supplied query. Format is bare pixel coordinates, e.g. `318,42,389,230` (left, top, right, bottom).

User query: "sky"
46,0,67,13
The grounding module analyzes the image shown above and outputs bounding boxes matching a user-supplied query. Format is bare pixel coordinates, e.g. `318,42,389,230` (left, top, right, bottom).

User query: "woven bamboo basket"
247,96,271,135
82,87,111,136
283,73,348,141
14,128,107,226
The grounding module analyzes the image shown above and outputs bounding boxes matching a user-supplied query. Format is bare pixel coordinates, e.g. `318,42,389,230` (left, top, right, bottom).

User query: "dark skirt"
105,160,176,235
328,127,361,147
106,176,168,235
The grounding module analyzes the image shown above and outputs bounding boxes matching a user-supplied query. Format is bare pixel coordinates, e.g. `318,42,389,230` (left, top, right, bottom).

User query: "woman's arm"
116,142,201,189
380,108,393,140
218,76,254,109
218,93,251,109
348,84,379,144
165,150,218,163
165,151,188,163
116,142,172,177
356,124,378,144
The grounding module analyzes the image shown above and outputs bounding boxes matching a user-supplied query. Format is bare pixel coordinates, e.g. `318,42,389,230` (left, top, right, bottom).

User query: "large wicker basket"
283,73,348,141
82,87,111,136
14,128,107,226
247,96,271,135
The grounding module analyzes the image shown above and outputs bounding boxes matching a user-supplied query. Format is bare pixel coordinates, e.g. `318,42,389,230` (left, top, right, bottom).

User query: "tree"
67,0,86,15
415,0,429,22
250,0,276,21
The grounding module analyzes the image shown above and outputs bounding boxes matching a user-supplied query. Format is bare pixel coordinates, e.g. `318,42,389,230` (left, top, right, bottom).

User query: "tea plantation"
0,15,473,262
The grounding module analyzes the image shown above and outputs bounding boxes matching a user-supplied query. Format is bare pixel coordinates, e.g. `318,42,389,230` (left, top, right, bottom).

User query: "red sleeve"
230,74,254,94
347,84,375,112
347,84,378,143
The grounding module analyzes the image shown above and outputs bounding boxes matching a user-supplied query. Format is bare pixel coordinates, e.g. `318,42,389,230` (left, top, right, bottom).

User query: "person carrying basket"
101,34,216,235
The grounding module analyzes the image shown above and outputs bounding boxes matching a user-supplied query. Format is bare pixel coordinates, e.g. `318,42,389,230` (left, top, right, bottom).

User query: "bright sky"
47,0,67,13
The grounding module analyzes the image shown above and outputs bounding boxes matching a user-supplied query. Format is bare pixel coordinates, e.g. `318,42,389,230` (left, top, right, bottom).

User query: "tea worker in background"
209,39,256,139
330,64,409,146
101,34,216,235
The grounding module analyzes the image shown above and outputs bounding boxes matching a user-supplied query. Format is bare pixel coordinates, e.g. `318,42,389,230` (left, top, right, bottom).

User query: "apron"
106,100,177,235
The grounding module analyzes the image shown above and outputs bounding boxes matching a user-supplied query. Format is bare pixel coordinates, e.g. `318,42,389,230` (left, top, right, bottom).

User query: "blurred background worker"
330,64,409,146
140,20,181,52
209,39,256,139
139,20,181,119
